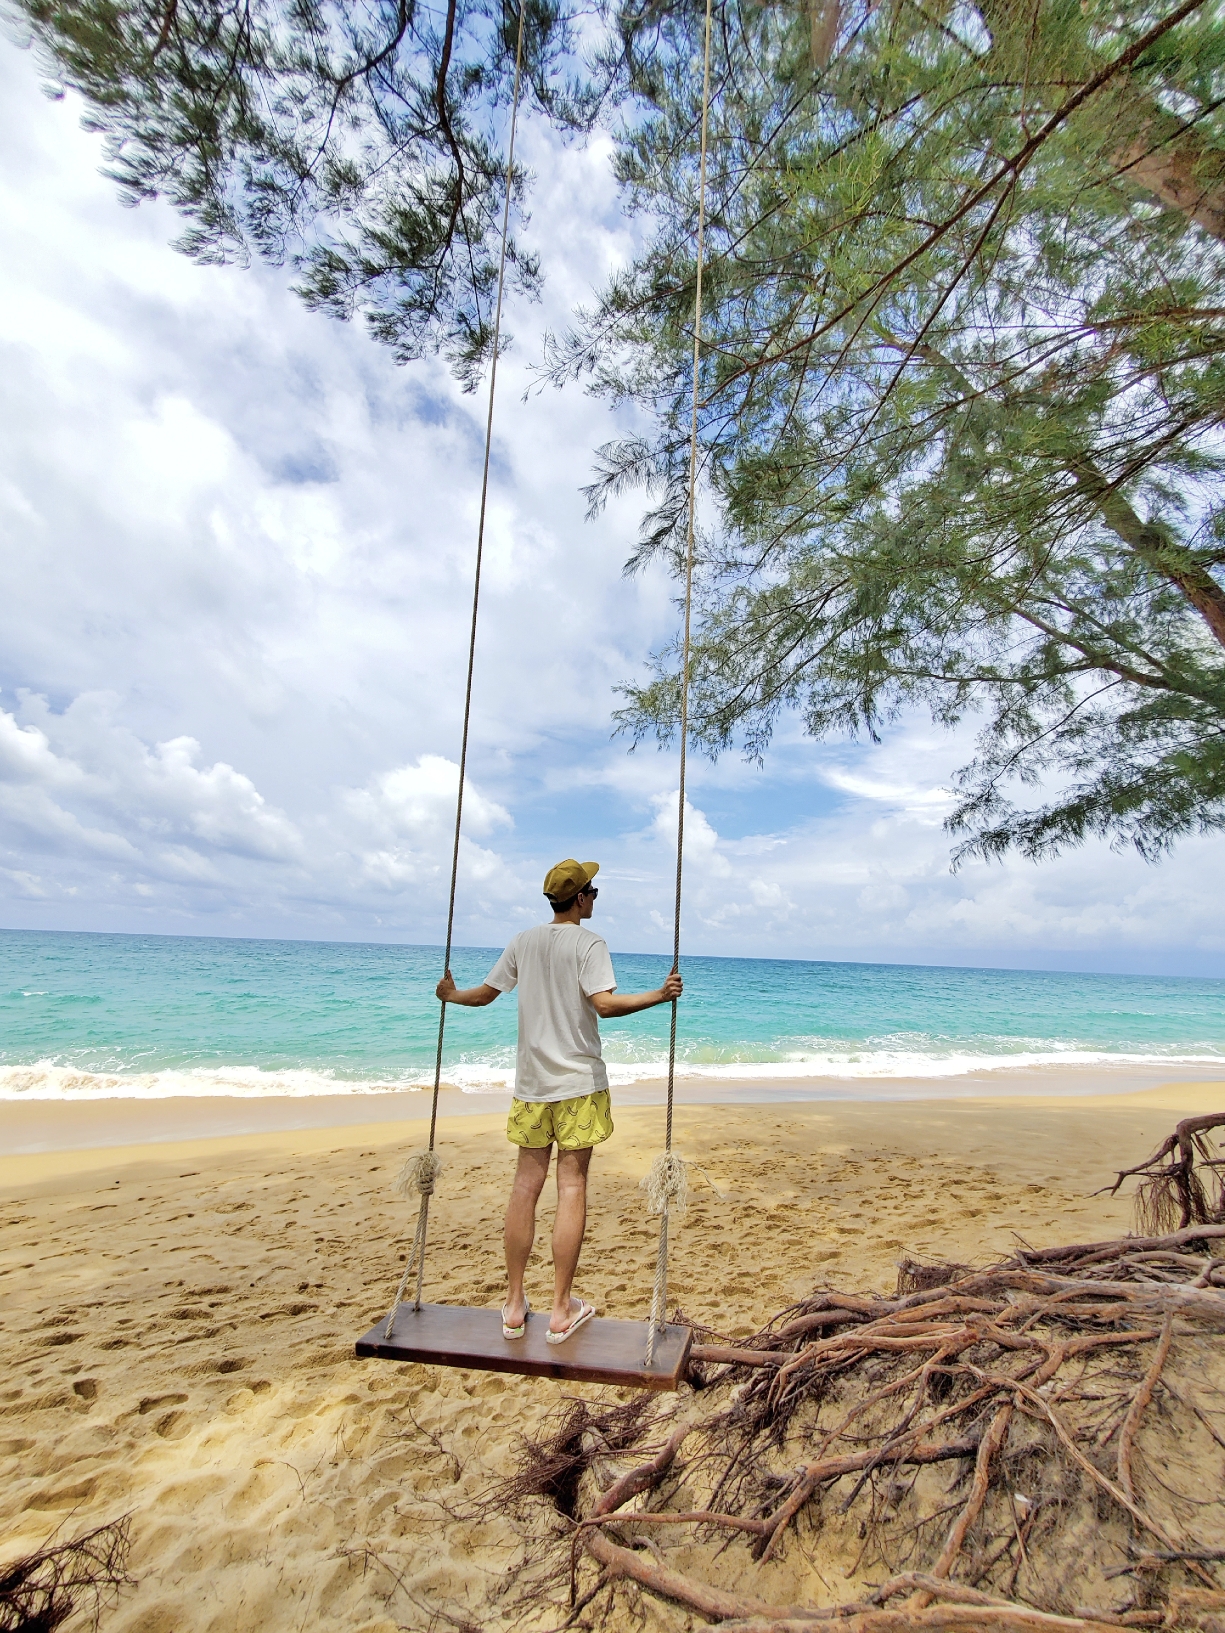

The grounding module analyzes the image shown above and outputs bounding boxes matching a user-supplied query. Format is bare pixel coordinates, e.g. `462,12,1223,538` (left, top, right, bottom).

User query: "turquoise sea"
1,927,1223,1101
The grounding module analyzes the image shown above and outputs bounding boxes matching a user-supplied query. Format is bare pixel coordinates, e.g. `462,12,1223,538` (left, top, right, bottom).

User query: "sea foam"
3,1048,1223,1101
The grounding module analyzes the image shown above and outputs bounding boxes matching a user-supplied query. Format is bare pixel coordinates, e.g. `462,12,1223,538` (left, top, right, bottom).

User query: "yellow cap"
543,858,600,901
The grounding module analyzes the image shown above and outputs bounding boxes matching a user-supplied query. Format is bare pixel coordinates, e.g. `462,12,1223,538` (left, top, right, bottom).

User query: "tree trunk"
971,0,1225,243
1069,460,1225,651
1111,107,1225,244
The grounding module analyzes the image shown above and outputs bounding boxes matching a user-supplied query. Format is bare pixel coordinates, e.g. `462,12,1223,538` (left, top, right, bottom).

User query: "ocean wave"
0,1063,431,1101
2,1047,1223,1101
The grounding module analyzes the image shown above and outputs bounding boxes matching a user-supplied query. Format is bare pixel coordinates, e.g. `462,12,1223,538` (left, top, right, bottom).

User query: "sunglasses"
580,885,599,899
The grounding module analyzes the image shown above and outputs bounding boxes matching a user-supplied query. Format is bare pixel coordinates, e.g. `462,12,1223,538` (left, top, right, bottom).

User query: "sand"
2,1078,1222,1631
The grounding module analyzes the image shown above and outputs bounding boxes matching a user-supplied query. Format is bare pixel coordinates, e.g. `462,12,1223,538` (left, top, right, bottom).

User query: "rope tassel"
393,1150,443,1201
385,1151,444,1338
641,1151,689,1218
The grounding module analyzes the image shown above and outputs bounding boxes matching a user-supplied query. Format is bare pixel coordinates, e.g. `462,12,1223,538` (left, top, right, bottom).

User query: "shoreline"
2,1060,1223,1160
1,1072,1220,1200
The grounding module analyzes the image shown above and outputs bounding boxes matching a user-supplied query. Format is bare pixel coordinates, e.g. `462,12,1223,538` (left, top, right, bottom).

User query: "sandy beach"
2,1076,1222,1630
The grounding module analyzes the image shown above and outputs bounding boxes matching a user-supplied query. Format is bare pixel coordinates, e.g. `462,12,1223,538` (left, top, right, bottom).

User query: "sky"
1,44,1223,977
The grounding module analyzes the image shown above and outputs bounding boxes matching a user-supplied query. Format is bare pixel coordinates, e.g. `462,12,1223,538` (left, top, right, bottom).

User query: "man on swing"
436,859,683,1343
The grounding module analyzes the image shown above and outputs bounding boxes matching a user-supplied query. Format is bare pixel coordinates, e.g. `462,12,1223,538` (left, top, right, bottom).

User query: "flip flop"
546,1298,596,1345
502,1300,531,1340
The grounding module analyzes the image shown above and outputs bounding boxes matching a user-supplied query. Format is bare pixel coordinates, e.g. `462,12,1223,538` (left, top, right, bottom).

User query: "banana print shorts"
506,1090,614,1151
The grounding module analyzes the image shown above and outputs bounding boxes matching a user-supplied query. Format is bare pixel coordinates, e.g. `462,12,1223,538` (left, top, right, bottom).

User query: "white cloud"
144,736,303,860
346,755,511,842
2,867,46,898
0,674,537,923
0,711,66,785
0,696,301,866
651,791,731,878
819,764,952,820
343,754,515,898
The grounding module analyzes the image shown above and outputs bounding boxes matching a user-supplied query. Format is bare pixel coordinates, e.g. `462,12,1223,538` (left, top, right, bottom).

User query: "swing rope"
644,0,715,1368
385,0,528,1340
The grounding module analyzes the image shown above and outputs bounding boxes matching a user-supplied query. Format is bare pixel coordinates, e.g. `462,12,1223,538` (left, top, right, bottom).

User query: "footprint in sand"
26,1477,98,1511
139,1392,189,1415
38,1332,82,1349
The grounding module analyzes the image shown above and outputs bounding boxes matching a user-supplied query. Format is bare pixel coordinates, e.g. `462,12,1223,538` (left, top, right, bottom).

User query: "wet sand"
5,1058,1219,1157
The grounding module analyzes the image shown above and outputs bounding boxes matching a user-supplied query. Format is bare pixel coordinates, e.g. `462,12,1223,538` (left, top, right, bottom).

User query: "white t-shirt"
485,922,617,1103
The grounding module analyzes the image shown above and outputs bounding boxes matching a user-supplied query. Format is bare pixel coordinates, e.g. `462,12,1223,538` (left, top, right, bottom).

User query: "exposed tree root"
0,1517,133,1632
497,1394,653,1518
1104,1116,1225,1233
908,1399,1013,1604
1117,1314,1174,1504
714,1610,1139,1631
478,1124,1225,1630
489,1223,1225,1630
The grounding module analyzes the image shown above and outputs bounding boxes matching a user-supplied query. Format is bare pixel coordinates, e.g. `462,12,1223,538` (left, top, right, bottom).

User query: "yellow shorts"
507,1090,614,1151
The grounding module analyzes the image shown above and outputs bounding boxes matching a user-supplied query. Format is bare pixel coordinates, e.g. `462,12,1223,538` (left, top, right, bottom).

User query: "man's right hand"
590,972,683,1019
435,970,457,1003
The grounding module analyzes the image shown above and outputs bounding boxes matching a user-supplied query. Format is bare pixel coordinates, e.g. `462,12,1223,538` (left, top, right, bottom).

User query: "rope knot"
393,1150,442,1200
641,1151,689,1218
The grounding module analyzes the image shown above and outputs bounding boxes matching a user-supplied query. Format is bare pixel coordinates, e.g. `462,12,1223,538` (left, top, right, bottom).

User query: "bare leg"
551,1146,593,1332
504,1145,550,1326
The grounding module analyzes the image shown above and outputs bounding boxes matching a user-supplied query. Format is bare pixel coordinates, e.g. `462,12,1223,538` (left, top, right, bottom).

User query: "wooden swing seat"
356,1303,692,1391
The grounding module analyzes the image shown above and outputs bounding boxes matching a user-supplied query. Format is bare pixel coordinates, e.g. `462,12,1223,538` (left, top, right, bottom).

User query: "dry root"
1105,1115,1225,1235
0,1517,133,1632
497,1394,654,1518
493,1221,1225,1631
